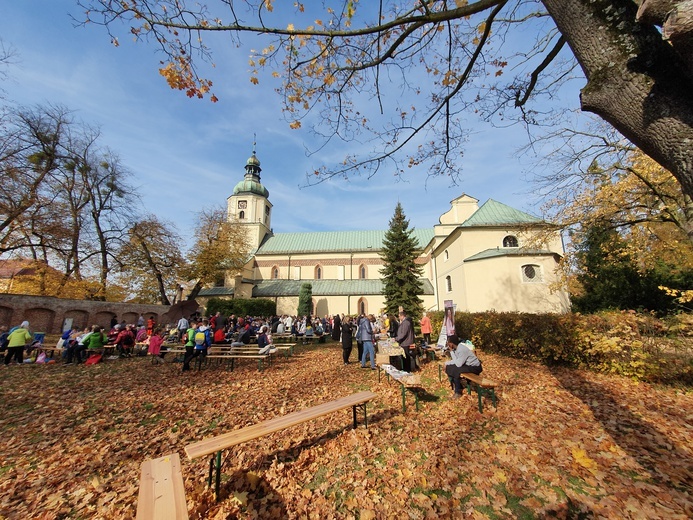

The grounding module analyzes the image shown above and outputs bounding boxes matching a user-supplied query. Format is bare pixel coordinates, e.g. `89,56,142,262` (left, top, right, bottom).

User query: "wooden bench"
136,453,188,520
273,343,295,357
273,333,297,343
300,335,325,345
378,364,422,413
462,373,498,413
438,364,497,412
198,349,272,372
184,391,377,500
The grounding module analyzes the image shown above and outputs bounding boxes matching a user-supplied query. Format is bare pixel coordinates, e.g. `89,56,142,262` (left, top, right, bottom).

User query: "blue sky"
1,1,576,241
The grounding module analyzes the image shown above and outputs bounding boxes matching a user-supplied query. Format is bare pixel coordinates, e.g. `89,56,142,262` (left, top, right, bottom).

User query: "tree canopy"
79,1,693,211
183,207,251,301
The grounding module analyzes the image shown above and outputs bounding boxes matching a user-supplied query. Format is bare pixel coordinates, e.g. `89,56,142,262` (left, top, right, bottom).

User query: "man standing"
176,315,189,341
358,314,376,370
444,335,482,398
395,310,416,372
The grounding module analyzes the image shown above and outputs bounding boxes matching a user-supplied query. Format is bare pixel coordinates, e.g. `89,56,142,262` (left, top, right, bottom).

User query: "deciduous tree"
116,215,185,304
0,104,141,298
184,207,251,300
79,1,693,211
544,148,693,313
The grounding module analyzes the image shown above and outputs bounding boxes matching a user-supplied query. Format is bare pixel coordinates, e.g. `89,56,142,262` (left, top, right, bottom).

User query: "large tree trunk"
542,0,693,230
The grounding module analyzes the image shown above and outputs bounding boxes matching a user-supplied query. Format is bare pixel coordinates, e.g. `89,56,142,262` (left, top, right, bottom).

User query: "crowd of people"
1,310,483,396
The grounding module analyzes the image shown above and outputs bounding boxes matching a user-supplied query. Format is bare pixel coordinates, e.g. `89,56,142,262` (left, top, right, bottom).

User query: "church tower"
227,144,273,250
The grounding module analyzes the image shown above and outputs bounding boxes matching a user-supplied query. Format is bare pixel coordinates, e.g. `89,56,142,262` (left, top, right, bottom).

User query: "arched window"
503,235,519,248
272,266,279,279
521,264,542,283
444,250,449,261
359,264,367,279
358,298,367,315
446,275,452,292
239,210,245,220
315,265,322,280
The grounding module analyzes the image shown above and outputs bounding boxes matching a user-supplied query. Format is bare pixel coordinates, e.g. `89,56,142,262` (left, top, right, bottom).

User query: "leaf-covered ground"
0,343,691,519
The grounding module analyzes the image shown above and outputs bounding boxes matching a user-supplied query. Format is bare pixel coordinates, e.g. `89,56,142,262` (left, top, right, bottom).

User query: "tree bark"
636,0,679,24
542,0,693,217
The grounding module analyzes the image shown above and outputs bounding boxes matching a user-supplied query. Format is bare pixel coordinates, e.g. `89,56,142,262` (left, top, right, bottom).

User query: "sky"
0,1,578,242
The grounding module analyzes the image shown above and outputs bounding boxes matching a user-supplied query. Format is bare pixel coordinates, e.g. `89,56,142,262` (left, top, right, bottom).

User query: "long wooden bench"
462,373,498,413
207,346,274,371
184,391,377,500
300,335,325,345
438,364,498,412
136,453,188,520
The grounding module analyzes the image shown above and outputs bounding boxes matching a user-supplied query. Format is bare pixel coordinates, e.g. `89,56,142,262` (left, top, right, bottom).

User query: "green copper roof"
199,278,434,297
254,279,433,296
464,248,558,262
233,179,269,197
198,287,235,297
256,228,434,254
461,199,542,227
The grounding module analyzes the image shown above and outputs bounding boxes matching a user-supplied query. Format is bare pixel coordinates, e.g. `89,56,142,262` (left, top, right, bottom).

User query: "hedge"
427,310,692,385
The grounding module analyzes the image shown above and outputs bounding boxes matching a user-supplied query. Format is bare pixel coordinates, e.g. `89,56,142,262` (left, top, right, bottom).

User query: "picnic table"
379,364,422,412
376,340,406,369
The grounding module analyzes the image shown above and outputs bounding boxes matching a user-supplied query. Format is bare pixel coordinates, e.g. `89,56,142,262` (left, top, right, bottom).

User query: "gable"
461,199,543,227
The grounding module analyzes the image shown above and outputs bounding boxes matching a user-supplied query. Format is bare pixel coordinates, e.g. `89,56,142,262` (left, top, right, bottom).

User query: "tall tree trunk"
543,0,693,234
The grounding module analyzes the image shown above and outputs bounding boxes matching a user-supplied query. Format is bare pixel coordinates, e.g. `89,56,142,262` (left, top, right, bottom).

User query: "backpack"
238,327,251,344
194,328,211,348
121,331,135,347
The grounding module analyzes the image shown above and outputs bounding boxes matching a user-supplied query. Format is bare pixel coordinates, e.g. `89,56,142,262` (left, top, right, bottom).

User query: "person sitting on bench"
231,319,251,347
256,326,276,355
444,334,482,399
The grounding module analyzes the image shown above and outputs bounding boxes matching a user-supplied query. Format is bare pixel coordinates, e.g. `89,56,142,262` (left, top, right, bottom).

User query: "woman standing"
4,321,32,365
332,314,342,342
341,316,354,365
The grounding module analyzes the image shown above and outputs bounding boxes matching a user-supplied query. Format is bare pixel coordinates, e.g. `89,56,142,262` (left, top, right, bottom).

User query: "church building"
197,150,570,316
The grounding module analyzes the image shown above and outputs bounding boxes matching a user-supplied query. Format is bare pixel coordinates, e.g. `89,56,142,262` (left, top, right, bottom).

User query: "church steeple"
244,135,262,180
227,138,272,250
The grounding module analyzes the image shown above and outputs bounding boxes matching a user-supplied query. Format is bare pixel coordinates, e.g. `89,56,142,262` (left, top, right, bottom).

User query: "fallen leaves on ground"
0,344,691,519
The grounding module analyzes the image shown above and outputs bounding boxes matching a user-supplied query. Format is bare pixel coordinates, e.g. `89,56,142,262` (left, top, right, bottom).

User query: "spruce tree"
297,283,313,316
380,202,424,318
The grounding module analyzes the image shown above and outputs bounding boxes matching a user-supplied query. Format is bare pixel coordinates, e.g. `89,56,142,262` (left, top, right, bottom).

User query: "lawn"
0,342,691,519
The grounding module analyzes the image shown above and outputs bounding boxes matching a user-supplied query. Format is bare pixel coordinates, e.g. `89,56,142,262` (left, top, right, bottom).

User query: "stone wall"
0,294,170,334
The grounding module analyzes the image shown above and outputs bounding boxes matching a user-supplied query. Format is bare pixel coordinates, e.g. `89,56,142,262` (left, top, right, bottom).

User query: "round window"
524,265,536,279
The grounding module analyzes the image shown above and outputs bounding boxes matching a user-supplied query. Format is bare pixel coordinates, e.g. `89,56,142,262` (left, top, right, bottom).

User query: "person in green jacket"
77,325,108,363
4,321,32,365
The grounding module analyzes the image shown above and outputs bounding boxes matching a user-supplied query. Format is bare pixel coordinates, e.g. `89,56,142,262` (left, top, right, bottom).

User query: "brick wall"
0,294,171,334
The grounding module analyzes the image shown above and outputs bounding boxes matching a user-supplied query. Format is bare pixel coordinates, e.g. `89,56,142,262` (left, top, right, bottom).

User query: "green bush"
427,309,692,385
205,297,276,318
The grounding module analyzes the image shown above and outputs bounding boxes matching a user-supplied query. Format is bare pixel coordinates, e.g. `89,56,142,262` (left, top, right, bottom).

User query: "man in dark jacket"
395,310,417,372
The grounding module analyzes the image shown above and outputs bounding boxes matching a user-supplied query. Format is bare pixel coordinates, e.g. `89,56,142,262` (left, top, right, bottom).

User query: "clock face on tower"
238,200,247,209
